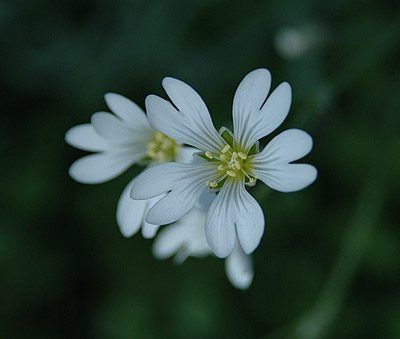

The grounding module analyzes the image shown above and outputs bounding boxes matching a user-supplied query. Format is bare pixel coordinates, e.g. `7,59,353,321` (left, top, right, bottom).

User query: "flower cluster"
66,68,317,289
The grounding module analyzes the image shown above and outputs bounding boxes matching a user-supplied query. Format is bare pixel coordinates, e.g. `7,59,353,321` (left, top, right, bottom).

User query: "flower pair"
66,68,317,289
66,92,252,289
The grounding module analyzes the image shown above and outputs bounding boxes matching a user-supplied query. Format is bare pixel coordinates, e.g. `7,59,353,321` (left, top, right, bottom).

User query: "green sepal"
140,156,152,163
248,141,259,156
220,128,234,147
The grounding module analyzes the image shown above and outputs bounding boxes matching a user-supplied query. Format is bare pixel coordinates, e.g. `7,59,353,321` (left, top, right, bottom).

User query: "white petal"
104,93,151,130
232,70,292,152
68,152,137,184
152,207,211,261
225,241,254,290
251,129,317,192
141,194,164,239
254,82,292,139
152,223,188,259
233,68,271,141
256,163,317,192
131,162,217,225
258,128,313,162
205,182,236,258
176,146,199,163
206,180,264,258
233,182,265,254
145,78,225,152
65,124,110,152
195,189,216,210
91,112,136,143
141,222,159,239
145,186,205,226
116,178,147,237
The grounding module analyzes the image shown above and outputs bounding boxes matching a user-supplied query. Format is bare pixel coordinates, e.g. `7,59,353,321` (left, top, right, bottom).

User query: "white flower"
131,68,317,258
153,201,254,290
65,93,187,238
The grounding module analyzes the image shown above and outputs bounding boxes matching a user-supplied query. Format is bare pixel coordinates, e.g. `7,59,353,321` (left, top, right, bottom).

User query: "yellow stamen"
220,154,228,160
147,131,179,163
217,165,225,171
238,152,247,160
205,151,213,159
235,161,241,170
232,151,238,158
226,170,236,177
209,181,218,188
249,177,256,183
148,141,157,149
221,145,230,153
147,150,157,158
154,131,164,142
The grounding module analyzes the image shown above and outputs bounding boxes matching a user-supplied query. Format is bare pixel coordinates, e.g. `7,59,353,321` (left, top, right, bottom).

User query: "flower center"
147,131,180,163
204,144,257,189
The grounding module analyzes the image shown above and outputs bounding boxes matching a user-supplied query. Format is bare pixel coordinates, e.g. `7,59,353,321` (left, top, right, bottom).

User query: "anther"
226,170,236,177
205,151,213,159
232,151,238,158
220,154,228,160
235,161,241,170
209,181,218,188
249,177,256,183
148,141,157,149
221,145,230,153
154,131,164,142
148,150,157,158
217,165,225,171
238,152,247,160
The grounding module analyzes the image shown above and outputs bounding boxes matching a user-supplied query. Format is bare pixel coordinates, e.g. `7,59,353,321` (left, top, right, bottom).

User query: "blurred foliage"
1,0,400,338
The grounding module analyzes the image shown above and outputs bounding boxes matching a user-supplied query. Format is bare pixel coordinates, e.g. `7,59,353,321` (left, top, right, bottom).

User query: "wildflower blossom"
131,68,317,257
65,93,190,238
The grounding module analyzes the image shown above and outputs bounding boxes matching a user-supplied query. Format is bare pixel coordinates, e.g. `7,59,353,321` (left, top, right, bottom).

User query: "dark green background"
2,0,399,338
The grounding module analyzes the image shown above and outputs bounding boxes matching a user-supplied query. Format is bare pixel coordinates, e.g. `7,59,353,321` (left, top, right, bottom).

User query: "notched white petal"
65,124,110,152
130,162,181,200
141,194,164,238
146,77,225,152
131,162,215,225
233,68,272,142
234,184,265,254
145,186,205,225
251,128,317,192
91,112,134,142
233,69,292,152
206,181,264,258
256,81,292,135
104,93,151,130
162,77,210,123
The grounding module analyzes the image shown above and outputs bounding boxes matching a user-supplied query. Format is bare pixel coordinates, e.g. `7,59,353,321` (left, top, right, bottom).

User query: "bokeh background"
2,0,400,338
